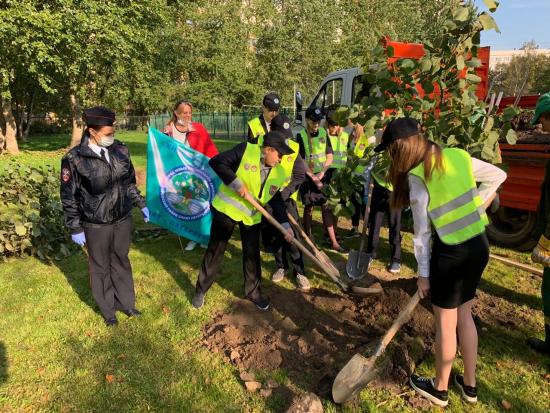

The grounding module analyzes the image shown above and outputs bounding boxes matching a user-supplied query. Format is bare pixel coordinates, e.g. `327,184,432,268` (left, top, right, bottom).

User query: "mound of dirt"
202,280,434,402
514,130,550,144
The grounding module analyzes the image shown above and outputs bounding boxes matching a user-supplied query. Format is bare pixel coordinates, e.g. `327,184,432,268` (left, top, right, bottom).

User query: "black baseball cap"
325,110,338,126
263,93,281,112
305,106,324,122
270,114,293,138
263,130,294,155
84,106,116,127
374,117,420,153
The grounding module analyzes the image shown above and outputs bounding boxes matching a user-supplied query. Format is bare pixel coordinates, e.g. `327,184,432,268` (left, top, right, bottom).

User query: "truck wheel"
486,207,537,251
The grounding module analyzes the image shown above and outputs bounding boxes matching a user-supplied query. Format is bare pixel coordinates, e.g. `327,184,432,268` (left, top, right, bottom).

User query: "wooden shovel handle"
286,213,320,255
245,195,347,289
372,291,420,360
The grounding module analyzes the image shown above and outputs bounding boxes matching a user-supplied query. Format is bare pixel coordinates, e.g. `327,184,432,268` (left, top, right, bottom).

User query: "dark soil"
202,278,435,405
514,130,550,144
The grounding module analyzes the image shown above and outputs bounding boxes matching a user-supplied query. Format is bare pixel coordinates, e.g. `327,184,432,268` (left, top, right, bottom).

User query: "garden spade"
332,291,420,403
346,155,378,280
245,195,381,296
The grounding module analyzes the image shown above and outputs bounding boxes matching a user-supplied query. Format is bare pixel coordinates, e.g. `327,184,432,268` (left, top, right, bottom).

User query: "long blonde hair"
388,134,444,210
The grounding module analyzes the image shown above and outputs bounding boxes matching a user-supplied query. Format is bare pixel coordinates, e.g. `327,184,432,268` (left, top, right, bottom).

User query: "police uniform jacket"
60,134,145,234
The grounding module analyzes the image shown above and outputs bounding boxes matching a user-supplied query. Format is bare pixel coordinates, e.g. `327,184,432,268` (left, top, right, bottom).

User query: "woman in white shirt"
374,117,506,407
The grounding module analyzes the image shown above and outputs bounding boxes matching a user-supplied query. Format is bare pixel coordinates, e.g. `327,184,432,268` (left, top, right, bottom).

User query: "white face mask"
96,134,115,147
177,118,186,126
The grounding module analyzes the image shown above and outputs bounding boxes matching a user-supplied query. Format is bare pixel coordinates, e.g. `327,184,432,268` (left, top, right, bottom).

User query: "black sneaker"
192,292,205,309
527,337,550,355
453,373,477,403
249,296,270,311
409,375,448,407
105,317,118,327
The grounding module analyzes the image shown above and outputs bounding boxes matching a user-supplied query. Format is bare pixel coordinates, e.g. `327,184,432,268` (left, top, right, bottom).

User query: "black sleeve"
297,133,306,158
60,156,83,234
280,155,306,201
127,155,146,209
325,134,333,155
209,142,247,186
267,191,289,225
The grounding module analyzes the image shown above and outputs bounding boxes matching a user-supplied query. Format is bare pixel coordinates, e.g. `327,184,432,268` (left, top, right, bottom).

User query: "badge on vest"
269,185,278,196
251,165,258,172
244,163,251,170
319,138,326,144
286,155,294,163
359,144,365,150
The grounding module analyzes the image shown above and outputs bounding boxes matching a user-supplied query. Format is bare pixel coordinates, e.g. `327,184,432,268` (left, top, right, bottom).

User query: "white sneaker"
296,274,311,291
185,240,197,251
272,268,285,282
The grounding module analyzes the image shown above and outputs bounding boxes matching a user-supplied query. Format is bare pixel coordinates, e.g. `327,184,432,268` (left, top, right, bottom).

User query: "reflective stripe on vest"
300,128,328,173
329,131,349,170
279,139,300,201
408,148,489,245
212,143,288,225
248,117,265,138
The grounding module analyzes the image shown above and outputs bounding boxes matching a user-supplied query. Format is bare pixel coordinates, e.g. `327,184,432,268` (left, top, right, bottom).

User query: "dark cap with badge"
263,93,281,112
84,106,116,127
270,114,293,138
262,130,294,155
305,106,324,122
374,117,421,153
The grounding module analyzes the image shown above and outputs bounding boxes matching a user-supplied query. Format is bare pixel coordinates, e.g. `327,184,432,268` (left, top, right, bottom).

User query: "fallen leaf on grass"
117,354,126,360
162,306,171,315
105,374,114,383
501,399,512,410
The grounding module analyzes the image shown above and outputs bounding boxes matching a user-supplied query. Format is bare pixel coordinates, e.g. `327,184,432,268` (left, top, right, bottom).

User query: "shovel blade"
332,353,378,403
346,250,370,280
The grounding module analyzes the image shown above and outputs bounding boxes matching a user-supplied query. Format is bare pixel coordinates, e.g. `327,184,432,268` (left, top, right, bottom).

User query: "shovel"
245,195,382,296
346,155,378,280
332,291,420,403
286,212,340,278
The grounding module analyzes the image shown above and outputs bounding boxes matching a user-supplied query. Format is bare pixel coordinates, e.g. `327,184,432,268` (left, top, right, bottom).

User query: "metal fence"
25,109,295,139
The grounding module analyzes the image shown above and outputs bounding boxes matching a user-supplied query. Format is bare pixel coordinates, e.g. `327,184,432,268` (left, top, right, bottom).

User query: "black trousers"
83,216,135,320
366,181,402,263
272,199,305,276
196,207,263,301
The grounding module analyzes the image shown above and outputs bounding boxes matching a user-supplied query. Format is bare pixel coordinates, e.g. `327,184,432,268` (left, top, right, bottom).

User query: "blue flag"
146,127,221,245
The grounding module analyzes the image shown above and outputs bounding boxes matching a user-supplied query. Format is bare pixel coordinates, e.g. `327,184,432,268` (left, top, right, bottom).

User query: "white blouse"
408,157,507,277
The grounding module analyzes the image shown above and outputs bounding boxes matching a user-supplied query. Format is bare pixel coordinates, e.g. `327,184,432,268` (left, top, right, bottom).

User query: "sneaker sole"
409,378,449,407
256,304,270,311
272,277,284,283
454,376,478,404
388,269,401,273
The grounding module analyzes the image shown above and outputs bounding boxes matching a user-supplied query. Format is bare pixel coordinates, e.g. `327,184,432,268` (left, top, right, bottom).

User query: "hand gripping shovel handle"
245,195,348,290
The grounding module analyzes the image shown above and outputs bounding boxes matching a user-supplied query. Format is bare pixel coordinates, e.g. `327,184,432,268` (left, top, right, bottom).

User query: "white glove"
71,232,86,247
141,207,150,223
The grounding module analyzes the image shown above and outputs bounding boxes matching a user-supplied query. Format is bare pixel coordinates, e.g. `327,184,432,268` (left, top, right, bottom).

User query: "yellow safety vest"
409,148,489,245
299,128,328,174
279,139,300,201
248,117,266,138
212,143,288,225
328,131,349,169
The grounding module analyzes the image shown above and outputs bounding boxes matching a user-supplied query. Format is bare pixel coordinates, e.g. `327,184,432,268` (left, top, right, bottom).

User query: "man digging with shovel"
192,131,295,310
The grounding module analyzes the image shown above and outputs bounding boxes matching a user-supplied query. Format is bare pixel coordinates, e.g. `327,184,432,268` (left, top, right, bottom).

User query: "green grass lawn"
0,133,549,412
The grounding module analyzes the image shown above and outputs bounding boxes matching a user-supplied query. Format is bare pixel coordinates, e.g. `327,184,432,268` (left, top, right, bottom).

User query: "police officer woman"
375,117,506,407
60,106,149,326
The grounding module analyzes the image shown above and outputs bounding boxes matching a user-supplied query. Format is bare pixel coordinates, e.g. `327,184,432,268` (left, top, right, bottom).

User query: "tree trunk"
1,97,19,154
69,93,84,148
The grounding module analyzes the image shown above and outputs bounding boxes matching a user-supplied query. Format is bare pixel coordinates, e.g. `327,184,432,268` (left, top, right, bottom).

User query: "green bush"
0,161,73,261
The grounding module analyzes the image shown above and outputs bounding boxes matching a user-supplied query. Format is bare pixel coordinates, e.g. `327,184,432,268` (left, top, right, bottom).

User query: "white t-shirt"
172,124,188,146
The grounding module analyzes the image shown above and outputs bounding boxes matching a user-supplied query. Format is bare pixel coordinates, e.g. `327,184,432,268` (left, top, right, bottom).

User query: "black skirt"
299,168,334,206
429,232,489,309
